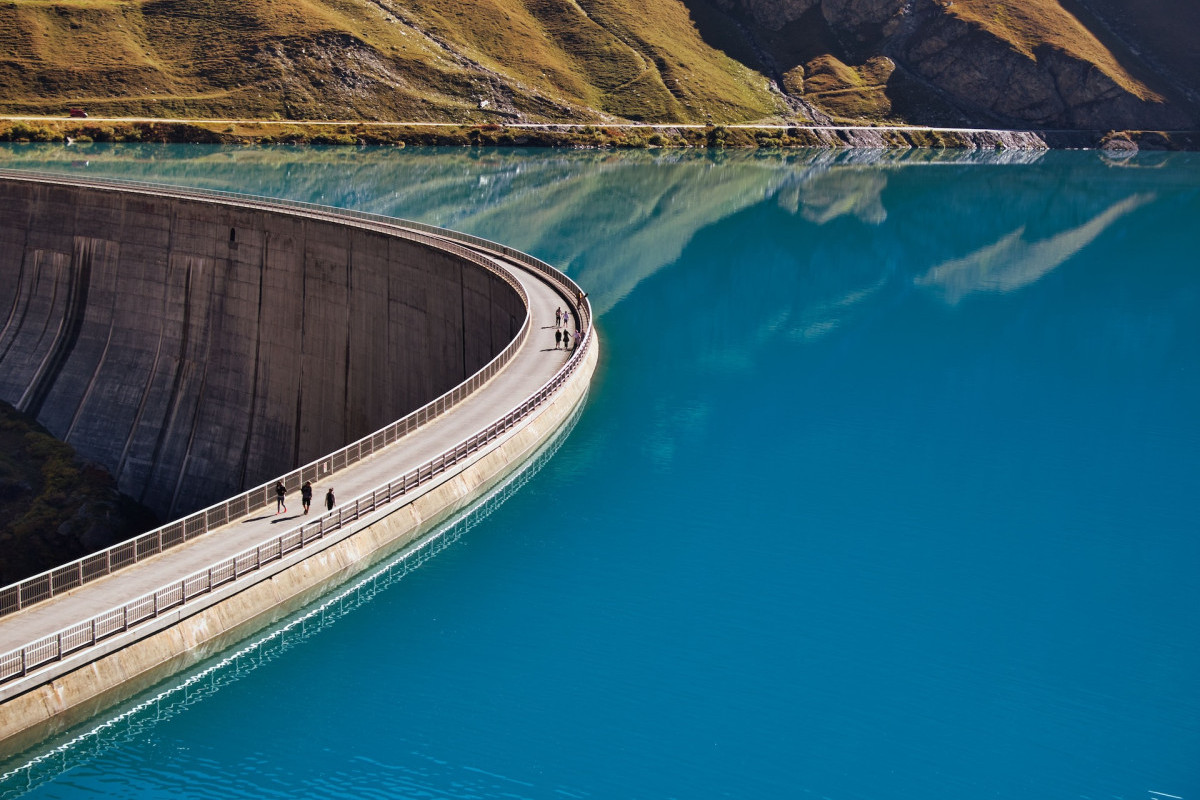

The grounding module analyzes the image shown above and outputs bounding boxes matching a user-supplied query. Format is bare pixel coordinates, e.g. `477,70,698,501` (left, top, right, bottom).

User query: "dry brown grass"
802,55,896,122
0,0,782,122
0,0,1191,126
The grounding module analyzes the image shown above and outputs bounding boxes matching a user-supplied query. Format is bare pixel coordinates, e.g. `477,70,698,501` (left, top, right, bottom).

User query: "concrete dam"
0,175,525,519
0,172,597,763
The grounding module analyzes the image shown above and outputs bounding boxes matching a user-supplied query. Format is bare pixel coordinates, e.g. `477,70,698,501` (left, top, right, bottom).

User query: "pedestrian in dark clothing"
325,487,335,511
554,329,562,349
301,481,313,514
275,481,287,514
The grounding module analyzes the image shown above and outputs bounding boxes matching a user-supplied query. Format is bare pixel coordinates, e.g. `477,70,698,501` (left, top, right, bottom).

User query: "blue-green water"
1,144,1198,799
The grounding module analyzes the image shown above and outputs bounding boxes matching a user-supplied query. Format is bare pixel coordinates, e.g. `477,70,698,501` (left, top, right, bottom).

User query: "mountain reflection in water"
1,143,1196,800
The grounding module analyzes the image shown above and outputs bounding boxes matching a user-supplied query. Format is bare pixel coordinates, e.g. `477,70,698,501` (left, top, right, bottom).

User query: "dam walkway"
0,174,593,702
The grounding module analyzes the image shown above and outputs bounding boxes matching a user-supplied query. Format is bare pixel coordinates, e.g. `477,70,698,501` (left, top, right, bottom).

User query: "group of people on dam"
275,480,335,515
554,306,580,350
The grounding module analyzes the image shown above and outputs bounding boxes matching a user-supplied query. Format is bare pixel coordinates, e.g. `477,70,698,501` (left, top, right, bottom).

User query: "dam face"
0,178,524,519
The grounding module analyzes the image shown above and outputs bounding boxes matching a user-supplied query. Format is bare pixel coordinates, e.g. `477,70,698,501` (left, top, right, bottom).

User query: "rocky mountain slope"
712,0,1196,129
0,0,1194,130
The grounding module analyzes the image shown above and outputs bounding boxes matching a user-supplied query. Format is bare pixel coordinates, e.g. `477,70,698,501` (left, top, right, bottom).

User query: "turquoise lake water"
0,145,1197,799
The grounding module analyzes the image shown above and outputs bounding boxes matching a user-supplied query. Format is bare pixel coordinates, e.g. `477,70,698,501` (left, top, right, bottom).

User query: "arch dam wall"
0,175,598,763
0,178,524,520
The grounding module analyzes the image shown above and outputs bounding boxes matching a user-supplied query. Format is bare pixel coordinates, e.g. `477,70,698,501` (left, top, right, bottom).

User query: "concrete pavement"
0,249,579,656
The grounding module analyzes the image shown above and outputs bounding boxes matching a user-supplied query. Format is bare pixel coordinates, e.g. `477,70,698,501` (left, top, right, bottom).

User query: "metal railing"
0,172,595,687
0,316,591,686
0,172,590,619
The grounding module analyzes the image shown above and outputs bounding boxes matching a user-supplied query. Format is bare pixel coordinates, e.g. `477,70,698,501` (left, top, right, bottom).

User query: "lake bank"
2,117,1198,151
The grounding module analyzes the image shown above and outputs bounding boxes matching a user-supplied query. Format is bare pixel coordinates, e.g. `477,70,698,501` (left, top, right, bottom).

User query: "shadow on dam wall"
0,178,525,520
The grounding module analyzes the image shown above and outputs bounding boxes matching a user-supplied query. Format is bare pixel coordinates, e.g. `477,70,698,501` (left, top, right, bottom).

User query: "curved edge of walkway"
0,173,600,762
0,169,537,619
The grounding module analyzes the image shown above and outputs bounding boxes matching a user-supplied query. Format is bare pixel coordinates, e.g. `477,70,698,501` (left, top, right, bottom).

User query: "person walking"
301,480,313,514
555,307,562,327
274,480,287,514
562,309,570,330
554,329,562,349
325,487,335,511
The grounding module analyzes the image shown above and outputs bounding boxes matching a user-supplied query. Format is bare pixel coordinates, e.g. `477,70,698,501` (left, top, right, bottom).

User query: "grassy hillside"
0,0,1194,127
0,0,785,122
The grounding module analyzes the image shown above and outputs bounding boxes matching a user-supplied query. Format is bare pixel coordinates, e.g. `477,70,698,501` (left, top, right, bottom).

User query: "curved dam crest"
0,172,597,764
0,178,524,519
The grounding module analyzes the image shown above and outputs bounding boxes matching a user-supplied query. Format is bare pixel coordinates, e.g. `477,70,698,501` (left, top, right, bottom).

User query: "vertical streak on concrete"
13,255,64,411
0,245,30,366
22,239,93,419
0,204,29,359
30,258,65,364
292,224,308,471
239,230,268,491
64,255,119,440
459,261,467,381
168,337,211,517
168,250,220,517
488,270,496,356
140,220,195,508
117,277,170,485
29,257,66,392
342,235,353,448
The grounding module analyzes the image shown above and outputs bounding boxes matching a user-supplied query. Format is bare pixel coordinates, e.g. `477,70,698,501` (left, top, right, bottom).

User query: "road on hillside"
0,114,1062,135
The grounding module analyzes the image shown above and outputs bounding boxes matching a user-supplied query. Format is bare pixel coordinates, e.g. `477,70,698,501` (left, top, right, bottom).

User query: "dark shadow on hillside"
677,0,834,115
674,0,967,125
0,401,159,585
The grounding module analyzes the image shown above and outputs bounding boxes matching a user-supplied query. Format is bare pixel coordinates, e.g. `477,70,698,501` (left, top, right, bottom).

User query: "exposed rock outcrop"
712,0,1195,130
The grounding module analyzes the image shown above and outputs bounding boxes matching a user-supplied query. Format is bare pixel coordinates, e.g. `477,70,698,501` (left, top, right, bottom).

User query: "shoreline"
1,117,1197,151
